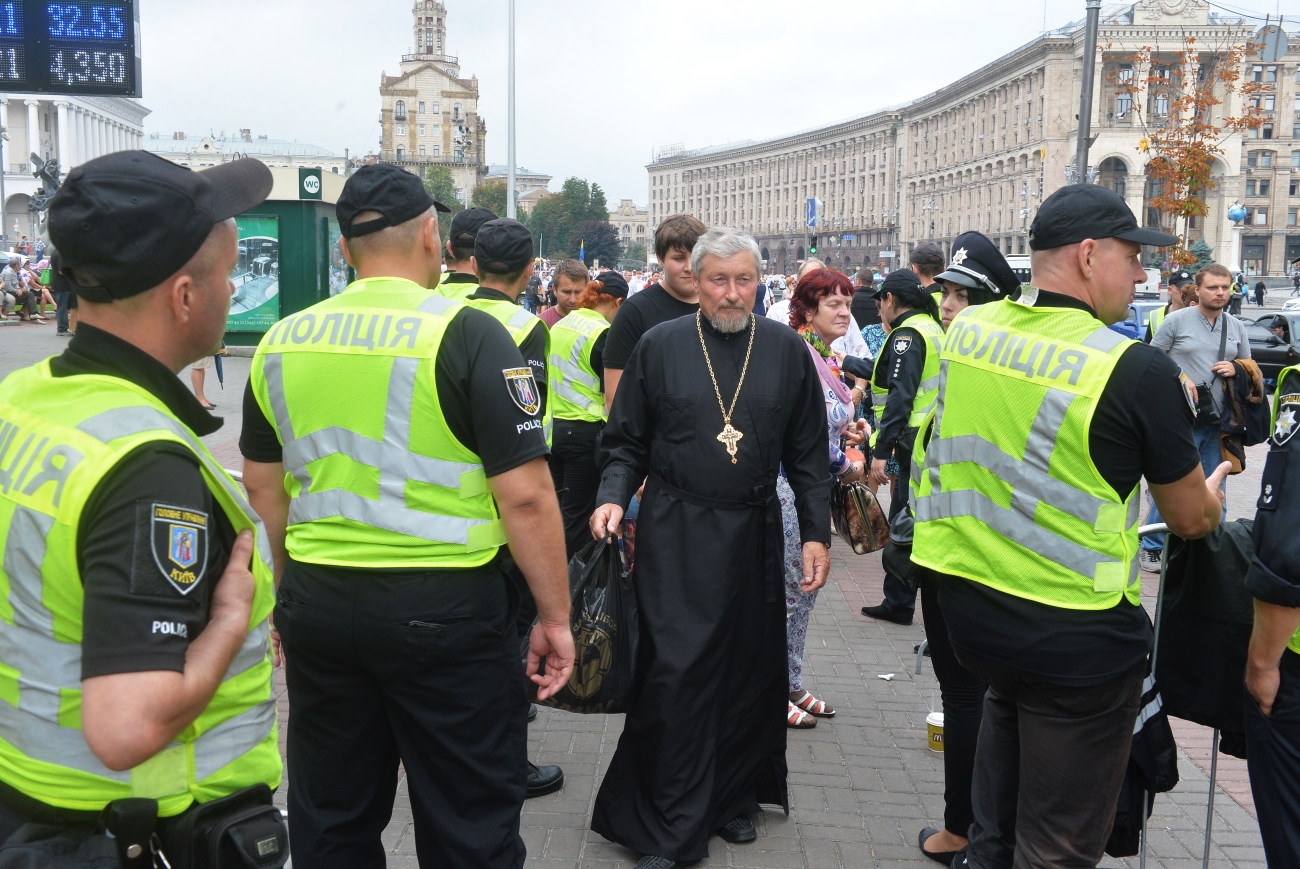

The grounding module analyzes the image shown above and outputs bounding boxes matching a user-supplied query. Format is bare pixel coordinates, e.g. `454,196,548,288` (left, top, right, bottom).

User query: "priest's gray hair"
690,227,762,279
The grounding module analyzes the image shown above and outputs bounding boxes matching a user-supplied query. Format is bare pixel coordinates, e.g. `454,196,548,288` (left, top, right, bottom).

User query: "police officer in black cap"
934,231,1021,332
1145,268,1194,344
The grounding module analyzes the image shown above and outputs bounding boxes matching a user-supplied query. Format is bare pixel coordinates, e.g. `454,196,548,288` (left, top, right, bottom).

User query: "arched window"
396,146,405,160
452,102,463,120
394,100,407,121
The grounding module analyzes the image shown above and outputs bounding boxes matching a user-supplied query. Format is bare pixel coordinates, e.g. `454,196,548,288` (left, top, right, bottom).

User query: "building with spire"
377,1,487,204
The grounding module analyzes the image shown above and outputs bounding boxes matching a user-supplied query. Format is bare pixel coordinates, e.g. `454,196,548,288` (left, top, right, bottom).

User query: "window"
419,146,426,157
418,101,425,113
1263,150,1276,167
452,102,462,119
1253,64,1278,83
396,146,405,160
1289,207,1298,227
1117,93,1132,116
395,124,406,136
418,125,425,136
1249,206,1269,225
1153,93,1169,116
1249,150,1275,168
433,102,440,114
1290,179,1299,196
433,145,440,157
1248,179,1271,196
1247,179,1258,195
394,100,406,122
1293,150,1300,167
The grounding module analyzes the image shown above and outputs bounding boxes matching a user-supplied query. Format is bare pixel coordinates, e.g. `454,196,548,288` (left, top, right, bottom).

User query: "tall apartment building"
377,1,487,204
649,0,1294,276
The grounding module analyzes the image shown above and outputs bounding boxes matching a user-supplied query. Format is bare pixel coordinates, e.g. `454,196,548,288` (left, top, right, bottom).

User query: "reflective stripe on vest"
912,302,1142,609
437,273,479,301
870,314,943,426
0,366,279,815
252,280,505,569
1148,305,1167,338
548,309,608,423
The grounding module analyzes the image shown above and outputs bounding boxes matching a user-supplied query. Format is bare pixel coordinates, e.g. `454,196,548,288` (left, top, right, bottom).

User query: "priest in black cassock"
588,227,832,869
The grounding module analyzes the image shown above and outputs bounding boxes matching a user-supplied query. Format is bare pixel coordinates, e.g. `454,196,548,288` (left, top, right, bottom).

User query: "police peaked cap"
936,231,1021,298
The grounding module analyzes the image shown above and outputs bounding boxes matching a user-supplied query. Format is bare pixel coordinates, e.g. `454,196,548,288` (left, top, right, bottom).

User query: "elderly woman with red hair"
779,268,869,727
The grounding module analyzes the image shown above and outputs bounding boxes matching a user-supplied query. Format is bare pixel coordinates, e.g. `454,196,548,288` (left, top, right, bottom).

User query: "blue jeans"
1140,423,1226,551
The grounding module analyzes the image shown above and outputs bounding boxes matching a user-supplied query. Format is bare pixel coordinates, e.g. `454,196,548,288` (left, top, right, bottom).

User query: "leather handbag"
830,479,889,555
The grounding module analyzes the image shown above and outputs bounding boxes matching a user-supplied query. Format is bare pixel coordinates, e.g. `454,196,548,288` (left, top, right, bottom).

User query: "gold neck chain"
696,312,757,463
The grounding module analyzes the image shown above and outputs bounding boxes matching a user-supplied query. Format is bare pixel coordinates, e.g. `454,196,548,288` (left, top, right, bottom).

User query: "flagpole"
506,0,517,220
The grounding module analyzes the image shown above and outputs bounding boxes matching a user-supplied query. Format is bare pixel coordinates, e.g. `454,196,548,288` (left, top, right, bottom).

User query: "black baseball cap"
336,163,449,239
594,270,629,298
873,268,922,300
448,206,497,245
48,151,272,302
910,241,945,269
474,218,534,274
1029,184,1178,251
1169,269,1195,288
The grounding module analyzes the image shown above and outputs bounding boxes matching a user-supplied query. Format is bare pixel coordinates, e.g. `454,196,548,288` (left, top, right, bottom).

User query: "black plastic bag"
533,539,638,714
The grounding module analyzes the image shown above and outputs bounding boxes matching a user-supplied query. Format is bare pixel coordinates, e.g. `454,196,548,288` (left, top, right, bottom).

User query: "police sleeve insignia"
1274,399,1299,447
893,334,913,356
503,367,541,415
149,503,209,595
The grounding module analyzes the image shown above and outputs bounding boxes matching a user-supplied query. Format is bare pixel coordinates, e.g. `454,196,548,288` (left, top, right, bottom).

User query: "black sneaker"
716,814,756,843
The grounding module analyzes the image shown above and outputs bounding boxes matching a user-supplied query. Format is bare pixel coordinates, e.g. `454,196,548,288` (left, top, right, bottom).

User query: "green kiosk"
224,166,354,347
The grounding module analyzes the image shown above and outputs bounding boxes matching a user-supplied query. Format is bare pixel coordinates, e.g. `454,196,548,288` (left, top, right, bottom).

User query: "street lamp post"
506,0,517,219
0,129,7,249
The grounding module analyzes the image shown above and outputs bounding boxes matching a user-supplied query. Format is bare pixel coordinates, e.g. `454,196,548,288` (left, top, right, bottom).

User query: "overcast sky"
141,0,1300,206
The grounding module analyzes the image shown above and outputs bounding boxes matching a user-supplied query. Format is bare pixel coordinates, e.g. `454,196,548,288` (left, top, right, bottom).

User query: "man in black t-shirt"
602,214,706,411
913,184,1228,868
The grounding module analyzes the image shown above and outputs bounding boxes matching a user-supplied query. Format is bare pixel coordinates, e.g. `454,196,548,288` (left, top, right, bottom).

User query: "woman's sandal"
787,702,817,728
790,689,836,718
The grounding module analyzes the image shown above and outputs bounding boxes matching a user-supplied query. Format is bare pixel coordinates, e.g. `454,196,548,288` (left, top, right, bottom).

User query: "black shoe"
918,827,959,866
716,814,756,843
525,761,563,798
634,858,678,869
528,702,538,722
913,643,931,657
862,604,913,626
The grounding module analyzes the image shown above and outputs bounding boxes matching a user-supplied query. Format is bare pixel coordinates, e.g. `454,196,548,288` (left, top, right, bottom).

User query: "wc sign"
299,168,323,200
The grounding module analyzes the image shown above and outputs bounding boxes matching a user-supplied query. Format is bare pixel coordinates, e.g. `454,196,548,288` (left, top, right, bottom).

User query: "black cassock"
590,313,830,861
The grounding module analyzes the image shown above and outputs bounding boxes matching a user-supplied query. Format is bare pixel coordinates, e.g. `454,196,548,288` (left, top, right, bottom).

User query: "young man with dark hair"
602,214,706,410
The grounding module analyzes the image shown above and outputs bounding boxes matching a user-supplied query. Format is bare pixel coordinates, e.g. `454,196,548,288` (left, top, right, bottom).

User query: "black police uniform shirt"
870,308,932,463
240,304,547,487
937,291,1201,686
467,286,550,421
601,283,698,371
45,324,233,679
1245,367,1300,620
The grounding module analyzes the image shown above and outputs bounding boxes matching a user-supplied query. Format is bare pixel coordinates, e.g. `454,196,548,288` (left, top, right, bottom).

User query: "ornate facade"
649,0,1294,276
377,1,487,204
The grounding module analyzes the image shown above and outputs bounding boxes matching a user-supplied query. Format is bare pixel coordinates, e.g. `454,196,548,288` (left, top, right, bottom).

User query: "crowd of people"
0,153,1297,869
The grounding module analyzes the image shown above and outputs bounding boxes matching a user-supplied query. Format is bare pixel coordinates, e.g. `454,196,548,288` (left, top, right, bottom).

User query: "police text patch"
503,367,541,415
149,503,209,596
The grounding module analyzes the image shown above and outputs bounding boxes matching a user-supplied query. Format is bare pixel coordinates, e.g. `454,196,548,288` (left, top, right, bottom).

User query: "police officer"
465,218,552,447
437,205,497,300
548,271,627,557
1144,268,1194,343
859,269,943,626
1244,364,1300,864
0,152,282,859
239,164,574,869
912,184,1228,867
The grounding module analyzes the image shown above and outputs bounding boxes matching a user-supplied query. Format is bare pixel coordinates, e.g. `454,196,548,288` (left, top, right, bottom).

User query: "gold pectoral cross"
717,421,743,464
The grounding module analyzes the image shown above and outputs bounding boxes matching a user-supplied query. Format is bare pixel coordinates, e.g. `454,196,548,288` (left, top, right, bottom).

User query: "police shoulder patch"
893,334,913,356
503,367,541,415
149,503,209,595
1273,397,1299,447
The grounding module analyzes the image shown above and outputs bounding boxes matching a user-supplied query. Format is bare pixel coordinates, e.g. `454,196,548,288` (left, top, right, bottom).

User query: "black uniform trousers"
1245,648,1300,866
920,572,987,838
956,650,1144,869
548,418,603,559
879,447,918,619
276,557,528,869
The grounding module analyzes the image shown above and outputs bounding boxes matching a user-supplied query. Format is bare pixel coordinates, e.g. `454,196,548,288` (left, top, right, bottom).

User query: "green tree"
1188,238,1213,272
526,177,610,260
471,178,508,217
422,166,463,236
624,243,647,265
573,220,621,267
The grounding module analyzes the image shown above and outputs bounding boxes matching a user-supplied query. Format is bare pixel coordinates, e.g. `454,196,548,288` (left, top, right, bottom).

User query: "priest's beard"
709,304,750,333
